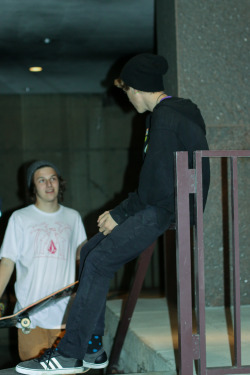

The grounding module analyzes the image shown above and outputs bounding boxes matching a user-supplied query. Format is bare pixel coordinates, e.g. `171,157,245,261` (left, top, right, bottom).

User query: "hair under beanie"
120,53,168,92
27,160,61,188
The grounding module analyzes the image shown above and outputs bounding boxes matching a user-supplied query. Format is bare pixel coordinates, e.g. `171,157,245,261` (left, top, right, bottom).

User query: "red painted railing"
175,150,250,375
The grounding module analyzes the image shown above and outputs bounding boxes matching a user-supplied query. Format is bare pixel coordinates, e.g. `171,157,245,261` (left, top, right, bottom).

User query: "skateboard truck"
18,314,31,334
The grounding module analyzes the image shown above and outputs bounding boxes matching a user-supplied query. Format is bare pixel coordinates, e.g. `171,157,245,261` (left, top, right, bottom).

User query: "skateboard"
0,280,79,333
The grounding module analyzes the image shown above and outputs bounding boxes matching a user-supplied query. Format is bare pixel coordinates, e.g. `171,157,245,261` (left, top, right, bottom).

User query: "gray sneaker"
16,348,89,374
82,347,109,369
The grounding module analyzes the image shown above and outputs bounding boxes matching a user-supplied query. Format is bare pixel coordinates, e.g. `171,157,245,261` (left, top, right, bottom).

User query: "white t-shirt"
0,204,87,329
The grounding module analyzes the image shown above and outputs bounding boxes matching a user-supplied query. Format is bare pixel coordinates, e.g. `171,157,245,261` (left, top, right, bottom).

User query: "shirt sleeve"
0,213,22,263
75,212,87,247
110,192,146,224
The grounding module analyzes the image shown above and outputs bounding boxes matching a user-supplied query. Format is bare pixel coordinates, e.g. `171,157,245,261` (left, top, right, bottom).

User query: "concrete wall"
156,0,250,305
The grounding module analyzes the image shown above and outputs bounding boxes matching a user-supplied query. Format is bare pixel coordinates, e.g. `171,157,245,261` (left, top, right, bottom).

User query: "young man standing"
0,160,87,361
15,54,210,374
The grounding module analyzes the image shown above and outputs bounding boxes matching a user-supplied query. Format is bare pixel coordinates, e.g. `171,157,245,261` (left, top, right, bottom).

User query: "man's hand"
97,211,118,236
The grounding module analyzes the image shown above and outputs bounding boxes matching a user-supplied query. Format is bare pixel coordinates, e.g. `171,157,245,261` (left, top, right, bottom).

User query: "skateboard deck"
0,280,79,333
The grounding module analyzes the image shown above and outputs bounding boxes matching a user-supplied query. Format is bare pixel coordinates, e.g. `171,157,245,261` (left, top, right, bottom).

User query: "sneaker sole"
16,365,90,375
82,359,109,369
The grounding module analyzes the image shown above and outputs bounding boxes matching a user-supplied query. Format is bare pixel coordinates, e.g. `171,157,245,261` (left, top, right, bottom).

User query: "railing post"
175,151,196,375
194,151,207,375
230,156,242,367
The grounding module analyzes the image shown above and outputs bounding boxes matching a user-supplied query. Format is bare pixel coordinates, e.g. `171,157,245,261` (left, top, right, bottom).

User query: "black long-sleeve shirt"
110,97,210,226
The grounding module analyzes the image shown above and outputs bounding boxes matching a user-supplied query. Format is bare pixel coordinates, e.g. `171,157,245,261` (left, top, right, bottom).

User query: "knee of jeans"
84,250,113,279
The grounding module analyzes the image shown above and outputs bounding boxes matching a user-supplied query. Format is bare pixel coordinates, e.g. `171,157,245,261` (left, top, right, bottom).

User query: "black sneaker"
82,347,109,369
16,348,89,374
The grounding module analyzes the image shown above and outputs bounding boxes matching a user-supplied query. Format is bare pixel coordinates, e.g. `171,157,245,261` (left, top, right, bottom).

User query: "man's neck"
35,200,60,213
143,91,167,112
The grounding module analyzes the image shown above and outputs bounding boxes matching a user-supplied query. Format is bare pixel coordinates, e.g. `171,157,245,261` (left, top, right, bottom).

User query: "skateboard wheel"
21,317,31,328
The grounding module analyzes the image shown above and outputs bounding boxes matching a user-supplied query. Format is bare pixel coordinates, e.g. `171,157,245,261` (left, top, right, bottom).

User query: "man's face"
33,167,59,204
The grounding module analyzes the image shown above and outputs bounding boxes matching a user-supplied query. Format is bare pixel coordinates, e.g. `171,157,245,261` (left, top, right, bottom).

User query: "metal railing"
175,150,250,375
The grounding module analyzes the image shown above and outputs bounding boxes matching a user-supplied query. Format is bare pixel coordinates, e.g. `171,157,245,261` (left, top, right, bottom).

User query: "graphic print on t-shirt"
31,222,71,260
48,240,57,254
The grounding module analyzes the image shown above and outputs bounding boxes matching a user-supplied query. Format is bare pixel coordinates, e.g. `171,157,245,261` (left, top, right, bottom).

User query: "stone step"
0,369,103,374
103,298,250,374
103,298,177,374
1,299,250,374
0,369,16,374
0,371,176,375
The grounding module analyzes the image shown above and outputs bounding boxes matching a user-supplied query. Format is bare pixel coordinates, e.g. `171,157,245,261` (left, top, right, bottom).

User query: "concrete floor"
1,298,250,374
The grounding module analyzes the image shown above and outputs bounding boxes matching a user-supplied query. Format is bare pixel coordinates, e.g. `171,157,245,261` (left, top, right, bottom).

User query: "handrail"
175,150,250,375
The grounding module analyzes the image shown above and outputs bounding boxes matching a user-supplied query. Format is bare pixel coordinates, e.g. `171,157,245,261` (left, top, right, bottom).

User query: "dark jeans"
58,206,173,359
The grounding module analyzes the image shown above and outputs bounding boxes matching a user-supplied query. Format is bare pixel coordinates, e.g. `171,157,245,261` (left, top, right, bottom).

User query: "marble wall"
156,0,250,305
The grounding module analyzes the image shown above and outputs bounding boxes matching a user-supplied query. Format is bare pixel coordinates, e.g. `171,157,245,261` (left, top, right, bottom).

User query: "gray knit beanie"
27,160,61,188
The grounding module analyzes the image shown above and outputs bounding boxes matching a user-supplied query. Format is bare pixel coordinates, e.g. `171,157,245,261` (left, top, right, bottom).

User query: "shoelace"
36,348,57,365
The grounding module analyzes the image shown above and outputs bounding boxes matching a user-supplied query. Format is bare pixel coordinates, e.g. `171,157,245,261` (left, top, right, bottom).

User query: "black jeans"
58,206,173,359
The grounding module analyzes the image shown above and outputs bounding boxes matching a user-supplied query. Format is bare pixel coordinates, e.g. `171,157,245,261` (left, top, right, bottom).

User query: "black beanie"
120,53,168,92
